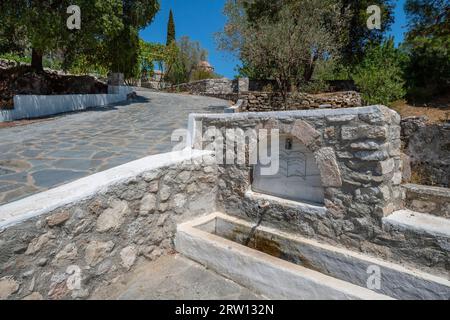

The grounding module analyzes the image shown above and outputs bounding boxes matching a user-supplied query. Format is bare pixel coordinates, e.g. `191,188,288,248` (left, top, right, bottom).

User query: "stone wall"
247,80,357,92
141,81,168,91
169,78,239,95
190,106,448,275
240,91,362,112
166,78,361,112
0,150,217,300
401,117,450,187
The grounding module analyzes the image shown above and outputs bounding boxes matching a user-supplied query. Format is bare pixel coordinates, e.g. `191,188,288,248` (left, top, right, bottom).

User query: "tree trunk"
303,53,319,82
31,49,44,72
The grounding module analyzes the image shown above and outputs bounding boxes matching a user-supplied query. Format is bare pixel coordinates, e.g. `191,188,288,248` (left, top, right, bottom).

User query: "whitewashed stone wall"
0,86,133,122
190,106,448,275
0,151,217,300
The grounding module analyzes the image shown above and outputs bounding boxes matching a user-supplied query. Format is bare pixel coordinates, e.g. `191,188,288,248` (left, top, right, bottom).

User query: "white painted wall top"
0,150,212,229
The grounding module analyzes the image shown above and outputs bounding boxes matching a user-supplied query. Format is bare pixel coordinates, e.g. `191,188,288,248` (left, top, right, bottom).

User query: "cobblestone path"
0,90,229,205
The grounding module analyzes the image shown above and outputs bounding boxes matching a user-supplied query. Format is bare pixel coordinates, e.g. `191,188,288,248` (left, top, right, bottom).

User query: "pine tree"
166,9,176,45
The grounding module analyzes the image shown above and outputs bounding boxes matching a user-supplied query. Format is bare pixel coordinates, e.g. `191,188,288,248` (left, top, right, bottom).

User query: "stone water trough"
177,212,449,300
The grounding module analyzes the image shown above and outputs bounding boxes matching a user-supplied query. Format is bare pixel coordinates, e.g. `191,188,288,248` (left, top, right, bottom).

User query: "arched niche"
252,134,325,205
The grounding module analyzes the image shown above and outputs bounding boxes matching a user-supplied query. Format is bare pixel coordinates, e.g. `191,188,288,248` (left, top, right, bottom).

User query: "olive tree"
218,0,348,106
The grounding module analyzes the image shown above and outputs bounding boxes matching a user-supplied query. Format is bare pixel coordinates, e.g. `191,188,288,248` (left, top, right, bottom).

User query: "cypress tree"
166,9,176,45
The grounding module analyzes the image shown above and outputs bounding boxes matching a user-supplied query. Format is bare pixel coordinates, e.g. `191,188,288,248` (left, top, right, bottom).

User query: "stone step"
383,210,450,240
403,184,450,218
177,212,450,300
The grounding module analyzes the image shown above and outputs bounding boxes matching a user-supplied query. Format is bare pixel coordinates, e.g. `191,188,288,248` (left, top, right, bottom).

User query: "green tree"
165,36,209,84
404,0,448,37
0,1,160,75
166,9,176,45
190,69,218,81
218,0,395,79
339,0,395,67
403,0,449,100
218,0,348,104
352,38,407,105
138,39,179,81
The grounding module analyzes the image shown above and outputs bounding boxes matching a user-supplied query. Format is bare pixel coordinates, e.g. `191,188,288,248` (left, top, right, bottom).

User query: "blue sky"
388,0,408,46
140,0,409,79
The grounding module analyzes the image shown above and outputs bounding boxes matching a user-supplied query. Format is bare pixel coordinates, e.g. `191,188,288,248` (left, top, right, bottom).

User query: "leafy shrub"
190,69,217,81
352,39,407,106
404,36,450,102
261,83,274,92
300,80,330,94
0,52,31,64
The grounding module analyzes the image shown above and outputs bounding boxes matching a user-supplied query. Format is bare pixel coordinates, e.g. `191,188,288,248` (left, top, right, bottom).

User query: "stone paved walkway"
0,90,229,205
92,254,264,300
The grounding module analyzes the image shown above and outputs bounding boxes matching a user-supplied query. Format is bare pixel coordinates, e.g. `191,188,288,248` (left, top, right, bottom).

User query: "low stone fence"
166,78,361,112
168,78,236,95
0,86,133,122
239,91,362,112
168,78,249,96
401,117,450,187
247,79,357,92
0,150,217,300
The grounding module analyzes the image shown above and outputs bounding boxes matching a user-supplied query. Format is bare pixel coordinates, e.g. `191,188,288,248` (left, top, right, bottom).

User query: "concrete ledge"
383,210,450,239
245,190,327,217
404,184,450,198
403,184,450,218
0,86,133,122
0,149,212,229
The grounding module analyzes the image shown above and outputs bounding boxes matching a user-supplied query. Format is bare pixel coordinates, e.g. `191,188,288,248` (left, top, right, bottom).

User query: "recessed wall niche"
252,134,325,204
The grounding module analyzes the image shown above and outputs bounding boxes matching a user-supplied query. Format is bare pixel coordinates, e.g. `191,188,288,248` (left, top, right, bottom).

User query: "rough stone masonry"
0,152,217,300
191,105,448,276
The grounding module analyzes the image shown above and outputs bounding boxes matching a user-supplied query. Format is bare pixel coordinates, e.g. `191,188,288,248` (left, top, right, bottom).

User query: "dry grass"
390,93,450,123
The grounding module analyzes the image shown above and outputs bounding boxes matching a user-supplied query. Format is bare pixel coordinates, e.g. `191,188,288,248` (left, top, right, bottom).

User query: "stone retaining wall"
240,91,362,112
247,79,357,92
189,106,448,275
403,184,450,218
401,117,450,187
169,78,239,95
167,78,361,112
0,150,217,300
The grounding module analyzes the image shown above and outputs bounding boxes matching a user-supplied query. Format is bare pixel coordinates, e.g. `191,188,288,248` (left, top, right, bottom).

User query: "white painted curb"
0,86,133,122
